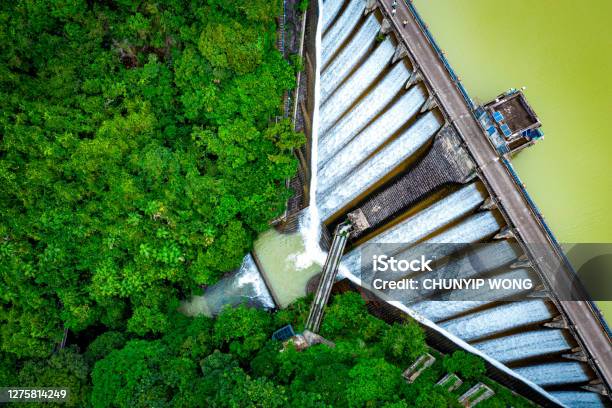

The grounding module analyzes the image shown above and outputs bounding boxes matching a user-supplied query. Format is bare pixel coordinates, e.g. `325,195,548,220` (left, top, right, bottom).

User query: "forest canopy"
1,292,530,408
0,0,303,358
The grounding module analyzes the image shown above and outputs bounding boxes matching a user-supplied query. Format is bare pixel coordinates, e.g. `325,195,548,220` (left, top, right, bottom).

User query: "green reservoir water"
414,0,612,320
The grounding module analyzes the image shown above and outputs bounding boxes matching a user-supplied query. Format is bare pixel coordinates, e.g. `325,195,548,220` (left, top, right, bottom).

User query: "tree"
17,347,91,407
346,358,402,408
443,351,486,380
415,389,450,408
213,305,273,359
85,331,127,365
381,322,427,365
0,0,302,357
91,340,198,408
320,292,370,338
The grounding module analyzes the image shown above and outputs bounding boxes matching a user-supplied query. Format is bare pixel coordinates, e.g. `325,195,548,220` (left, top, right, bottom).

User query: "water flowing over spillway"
320,0,365,66
312,3,608,405
318,87,429,193
515,362,591,387
439,299,553,341
318,111,438,218
320,13,383,102
321,0,344,32
474,329,571,363
318,62,411,158
186,253,274,316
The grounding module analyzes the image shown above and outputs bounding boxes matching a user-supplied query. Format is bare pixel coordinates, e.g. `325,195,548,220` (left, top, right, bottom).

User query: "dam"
186,0,612,406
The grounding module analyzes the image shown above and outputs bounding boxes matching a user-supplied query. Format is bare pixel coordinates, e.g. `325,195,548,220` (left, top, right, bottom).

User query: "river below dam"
414,0,612,320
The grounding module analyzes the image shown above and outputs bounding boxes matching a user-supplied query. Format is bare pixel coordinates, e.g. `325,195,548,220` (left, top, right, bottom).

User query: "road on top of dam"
377,0,612,390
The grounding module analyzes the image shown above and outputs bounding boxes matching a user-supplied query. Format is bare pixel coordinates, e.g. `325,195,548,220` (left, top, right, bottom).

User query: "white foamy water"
296,0,327,270
514,362,591,387
339,183,486,278
321,0,365,67
322,0,344,33
318,86,427,193
235,254,275,308
317,110,438,211
321,40,395,128
440,299,553,341
319,115,439,219
320,13,381,103
386,211,502,273
474,329,571,363
189,253,275,316
318,62,410,157
409,268,532,322
550,391,606,408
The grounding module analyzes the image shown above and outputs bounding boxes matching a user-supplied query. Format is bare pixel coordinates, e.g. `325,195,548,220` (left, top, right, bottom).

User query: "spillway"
515,362,592,387
319,87,428,193
320,0,365,66
320,13,383,103
551,392,610,408
185,253,274,316
318,111,439,218
340,182,487,277
391,211,503,264
409,268,534,322
310,2,611,405
322,36,394,107
318,62,411,158
474,329,572,364
440,300,554,342
321,0,344,32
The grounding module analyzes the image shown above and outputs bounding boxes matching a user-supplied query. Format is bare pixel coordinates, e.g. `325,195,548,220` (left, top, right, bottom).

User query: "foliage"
17,347,91,407
0,0,303,358
346,358,402,407
91,339,199,408
298,0,310,13
1,293,535,407
381,322,426,365
443,351,486,381
84,331,127,365
213,304,273,359
319,291,370,338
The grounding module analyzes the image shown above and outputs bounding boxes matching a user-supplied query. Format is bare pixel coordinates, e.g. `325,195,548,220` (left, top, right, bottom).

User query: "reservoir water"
414,0,612,320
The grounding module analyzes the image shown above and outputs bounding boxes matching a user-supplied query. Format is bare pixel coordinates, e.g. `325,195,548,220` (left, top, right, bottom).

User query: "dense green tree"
0,0,302,358
162,313,216,361
1,292,532,407
381,322,427,365
320,292,370,338
443,351,486,381
213,304,273,359
346,358,402,408
17,347,91,407
84,331,127,365
91,339,199,408
414,389,450,408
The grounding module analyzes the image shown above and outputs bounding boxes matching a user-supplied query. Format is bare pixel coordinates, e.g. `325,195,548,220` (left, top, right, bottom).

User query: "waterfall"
296,0,327,270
